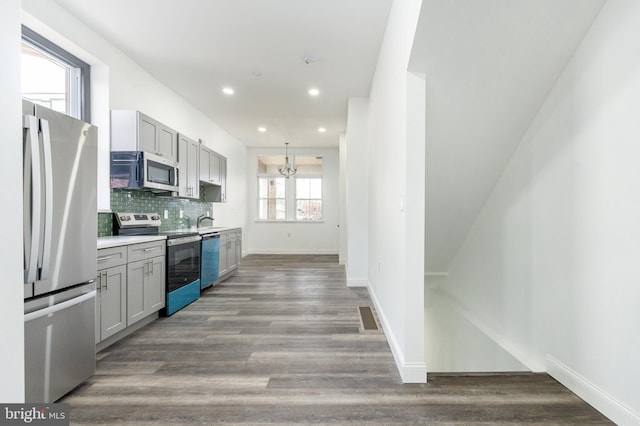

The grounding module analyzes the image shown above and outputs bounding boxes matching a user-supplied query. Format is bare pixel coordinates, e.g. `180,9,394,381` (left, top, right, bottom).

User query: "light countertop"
193,226,240,235
98,235,167,249
97,227,241,249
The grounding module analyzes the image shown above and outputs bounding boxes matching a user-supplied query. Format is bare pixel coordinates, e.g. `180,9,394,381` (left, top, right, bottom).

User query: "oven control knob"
121,215,130,221
151,215,160,221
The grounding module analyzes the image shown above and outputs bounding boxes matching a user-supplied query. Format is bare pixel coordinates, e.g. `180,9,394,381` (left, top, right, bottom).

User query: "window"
296,178,322,220
258,177,286,220
21,26,90,121
257,154,323,221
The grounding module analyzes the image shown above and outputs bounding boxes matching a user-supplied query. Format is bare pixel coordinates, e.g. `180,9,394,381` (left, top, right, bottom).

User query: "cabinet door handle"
143,247,157,252
149,259,154,274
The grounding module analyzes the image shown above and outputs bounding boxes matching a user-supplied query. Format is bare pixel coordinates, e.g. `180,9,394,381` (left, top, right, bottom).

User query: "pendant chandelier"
278,142,297,178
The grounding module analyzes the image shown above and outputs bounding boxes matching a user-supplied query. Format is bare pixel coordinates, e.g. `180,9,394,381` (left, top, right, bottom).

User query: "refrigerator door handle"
38,119,54,281
24,290,96,322
23,115,41,284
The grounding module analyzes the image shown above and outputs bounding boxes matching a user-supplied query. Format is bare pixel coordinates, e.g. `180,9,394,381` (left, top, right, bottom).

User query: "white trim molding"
347,277,368,287
368,282,427,383
546,355,640,426
246,249,338,255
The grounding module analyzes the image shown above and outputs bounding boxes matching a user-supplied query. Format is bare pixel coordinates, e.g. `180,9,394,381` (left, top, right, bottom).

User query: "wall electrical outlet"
163,210,168,219
179,210,183,219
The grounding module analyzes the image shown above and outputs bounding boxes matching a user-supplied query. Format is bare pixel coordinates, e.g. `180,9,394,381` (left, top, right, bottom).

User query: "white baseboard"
546,355,640,426
347,277,368,287
433,289,542,372
367,282,427,383
245,249,338,255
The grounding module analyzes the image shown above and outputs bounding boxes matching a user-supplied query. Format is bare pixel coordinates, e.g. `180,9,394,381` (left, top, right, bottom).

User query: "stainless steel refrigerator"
23,100,97,403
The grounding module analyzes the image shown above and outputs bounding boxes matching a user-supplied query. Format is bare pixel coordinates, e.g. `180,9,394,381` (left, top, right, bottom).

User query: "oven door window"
167,241,200,292
147,160,175,186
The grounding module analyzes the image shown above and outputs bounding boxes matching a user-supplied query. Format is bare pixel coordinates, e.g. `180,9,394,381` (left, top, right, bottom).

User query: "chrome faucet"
197,214,215,228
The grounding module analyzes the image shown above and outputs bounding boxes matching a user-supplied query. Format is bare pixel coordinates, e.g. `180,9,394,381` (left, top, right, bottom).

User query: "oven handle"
166,235,202,246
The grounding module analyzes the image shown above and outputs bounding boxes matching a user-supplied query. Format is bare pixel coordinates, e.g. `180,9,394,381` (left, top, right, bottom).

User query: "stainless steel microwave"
110,151,179,192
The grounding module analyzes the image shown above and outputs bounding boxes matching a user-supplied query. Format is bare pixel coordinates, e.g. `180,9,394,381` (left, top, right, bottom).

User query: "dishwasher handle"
24,290,96,322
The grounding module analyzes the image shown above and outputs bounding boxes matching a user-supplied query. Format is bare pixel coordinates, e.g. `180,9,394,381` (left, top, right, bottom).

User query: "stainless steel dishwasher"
200,233,220,290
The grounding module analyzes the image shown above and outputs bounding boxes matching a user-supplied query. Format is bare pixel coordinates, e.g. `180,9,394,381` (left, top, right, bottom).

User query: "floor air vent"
358,306,379,331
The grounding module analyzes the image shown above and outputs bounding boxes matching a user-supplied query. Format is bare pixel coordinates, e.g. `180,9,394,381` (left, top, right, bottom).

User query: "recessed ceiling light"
308,88,320,96
222,87,235,95
258,127,267,132
318,127,326,133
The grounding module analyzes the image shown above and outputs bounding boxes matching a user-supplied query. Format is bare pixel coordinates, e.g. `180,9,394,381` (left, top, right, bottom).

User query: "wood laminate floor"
61,254,612,425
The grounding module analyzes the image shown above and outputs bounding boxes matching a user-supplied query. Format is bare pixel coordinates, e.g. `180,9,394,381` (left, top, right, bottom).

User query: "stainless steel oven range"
162,230,201,314
113,212,202,315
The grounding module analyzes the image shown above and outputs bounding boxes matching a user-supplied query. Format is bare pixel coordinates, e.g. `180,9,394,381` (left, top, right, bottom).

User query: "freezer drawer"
24,282,96,403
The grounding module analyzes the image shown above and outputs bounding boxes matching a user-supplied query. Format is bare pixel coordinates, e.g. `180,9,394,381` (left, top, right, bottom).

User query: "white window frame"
21,26,91,121
257,176,287,221
256,154,324,222
294,176,323,221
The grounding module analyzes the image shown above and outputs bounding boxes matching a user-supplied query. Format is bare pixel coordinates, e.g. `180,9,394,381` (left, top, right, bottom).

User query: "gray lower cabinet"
235,228,242,266
96,246,128,343
219,232,228,276
127,241,166,326
218,229,242,279
96,240,166,348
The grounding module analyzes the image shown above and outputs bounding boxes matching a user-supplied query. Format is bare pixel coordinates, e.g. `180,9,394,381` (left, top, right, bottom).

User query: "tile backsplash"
98,186,216,237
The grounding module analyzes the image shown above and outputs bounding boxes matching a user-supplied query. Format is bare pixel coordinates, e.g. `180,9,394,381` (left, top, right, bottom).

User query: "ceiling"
52,0,393,148
410,0,606,271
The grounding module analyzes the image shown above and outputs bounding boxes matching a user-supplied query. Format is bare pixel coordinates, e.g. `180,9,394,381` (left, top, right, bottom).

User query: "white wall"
344,98,369,286
438,0,640,423
366,0,426,382
22,0,248,231
246,147,339,254
0,0,25,403
339,133,347,264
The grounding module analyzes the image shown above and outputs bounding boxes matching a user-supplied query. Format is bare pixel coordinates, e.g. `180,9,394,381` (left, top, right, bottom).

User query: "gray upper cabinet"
219,156,227,202
111,110,178,163
178,133,200,199
199,144,227,202
199,145,221,184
